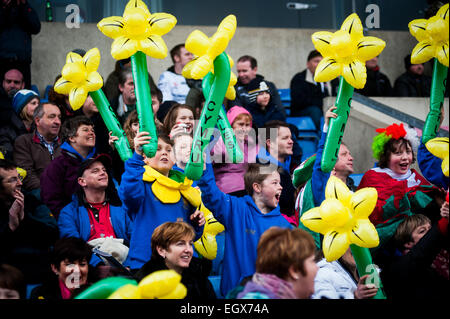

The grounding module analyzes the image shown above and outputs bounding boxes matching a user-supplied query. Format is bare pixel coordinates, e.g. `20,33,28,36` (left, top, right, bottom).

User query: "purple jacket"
40,142,96,219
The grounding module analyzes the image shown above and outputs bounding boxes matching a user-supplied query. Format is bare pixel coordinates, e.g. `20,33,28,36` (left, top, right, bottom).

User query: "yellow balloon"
108,284,140,299
138,269,182,299
425,137,449,177
159,283,187,299
350,219,379,248
323,229,350,262
325,175,352,206
351,187,378,218
320,199,350,227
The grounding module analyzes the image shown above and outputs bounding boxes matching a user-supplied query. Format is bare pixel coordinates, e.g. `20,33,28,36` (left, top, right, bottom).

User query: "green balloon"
185,53,230,180
422,58,448,144
202,72,243,164
74,277,137,299
90,90,133,161
131,51,158,158
321,76,354,173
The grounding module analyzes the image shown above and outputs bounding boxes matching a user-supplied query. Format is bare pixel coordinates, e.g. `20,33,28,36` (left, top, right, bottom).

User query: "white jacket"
312,258,357,299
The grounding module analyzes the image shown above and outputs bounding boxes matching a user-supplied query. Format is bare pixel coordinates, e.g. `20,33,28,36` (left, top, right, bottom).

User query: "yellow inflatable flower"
182,14,237,100
311,13,386,89
194,206,225,260
300,176,379,261
425,137,449,177
54,48,103,110
409,3,449,67
97,0,177,60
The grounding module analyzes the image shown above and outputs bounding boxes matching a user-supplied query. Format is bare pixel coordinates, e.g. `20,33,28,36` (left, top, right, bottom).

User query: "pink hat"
226,106,252,127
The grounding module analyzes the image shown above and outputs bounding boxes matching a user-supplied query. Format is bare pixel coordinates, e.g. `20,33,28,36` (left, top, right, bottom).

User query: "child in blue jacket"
119,130,205,271
197,161,293,297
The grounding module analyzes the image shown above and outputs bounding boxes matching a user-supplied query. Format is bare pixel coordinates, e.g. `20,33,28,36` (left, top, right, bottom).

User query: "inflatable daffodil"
409,3,449,67
98,0,177,158
311,13,386,173
312,13,385,89
194,207,225,260
301,176,379,261
75,270,186,299
409,4,449,143
54,48,132,162
54,48,103,110
0,151,27,182
97,0,176,60
183,15,238,181
425,137,449,177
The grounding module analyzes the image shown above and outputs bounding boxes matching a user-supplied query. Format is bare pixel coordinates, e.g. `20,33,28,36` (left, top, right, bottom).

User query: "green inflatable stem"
321,76,354,172
185,53,230,180
130,51,158,158
422,58,448,144
74,277,137,299
90,90,133,161
350,244,386,299
202,72,243,164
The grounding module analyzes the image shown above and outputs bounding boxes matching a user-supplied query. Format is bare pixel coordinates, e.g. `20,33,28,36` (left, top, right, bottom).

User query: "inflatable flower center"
124,8,149,38
331,30,355,59
427,16,447,42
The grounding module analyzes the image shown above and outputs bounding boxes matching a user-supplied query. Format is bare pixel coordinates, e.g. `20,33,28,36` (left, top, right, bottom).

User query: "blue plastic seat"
298,139,318,162
350,173,364,187
278,88,291,115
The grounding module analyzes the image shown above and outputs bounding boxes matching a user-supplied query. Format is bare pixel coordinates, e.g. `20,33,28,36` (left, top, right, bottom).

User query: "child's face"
410,222,431,247
388,142,413,175
70,124,96,149
175,108,194,133
131,122,140,136
232,116,252,141
258,171,282,210
174,134,193,165
146,139,176,176
256,91,270,107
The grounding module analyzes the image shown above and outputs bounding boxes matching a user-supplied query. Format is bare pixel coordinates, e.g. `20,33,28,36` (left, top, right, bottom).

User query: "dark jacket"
134,256,216,300
0,103,28,161
394,71,432,97
355,67,393,97
13,131,62,191
40,142,96,218
0,190,59,284
246,101,286,128
290,69,339,116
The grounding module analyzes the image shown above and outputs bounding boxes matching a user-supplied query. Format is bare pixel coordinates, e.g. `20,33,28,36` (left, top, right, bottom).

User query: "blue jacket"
58,194,133,266
197,163,293,297
118,152,203,270
417,141,449,189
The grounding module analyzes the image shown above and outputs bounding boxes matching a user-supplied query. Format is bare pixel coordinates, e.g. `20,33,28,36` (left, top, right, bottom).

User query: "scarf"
251,273,297,299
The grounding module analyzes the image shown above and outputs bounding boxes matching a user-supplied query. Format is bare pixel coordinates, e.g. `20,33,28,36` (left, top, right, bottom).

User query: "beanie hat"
226,105,252,127
248,81,271,103
12,89,39,115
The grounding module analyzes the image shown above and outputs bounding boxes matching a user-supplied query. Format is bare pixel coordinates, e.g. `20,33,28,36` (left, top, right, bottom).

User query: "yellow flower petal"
350,219,379,248
194,233,218,260
411,41,436,64
323,229,350,262
148,13,177,36
185,30,211,56
69,86,88,110
330,30,355,59
138,270,181,299
190,55,214,80
356,36,386,62
217,14,237,40
351,187,377,218
97,16,125,39
342,59,366,89
425,137,449,176
108,284,140,299
65,51,83,64
436,42,449,67
300,207,329,234
320,198,351,227
54,77,74,95
325,176,352,206
311,31,334,57
436,3,449,21
340,13,364,42
225,85,236,101
229,71,237,86
227,54,234,68
83,48,101,74
182,59,196,78
427,15,448,43
111,36,138,60
61,61,86,85
158,282,187,299
85,72,103,92
408,19,429,42
139,35,168,59
314,57,342,83
124,0,150,16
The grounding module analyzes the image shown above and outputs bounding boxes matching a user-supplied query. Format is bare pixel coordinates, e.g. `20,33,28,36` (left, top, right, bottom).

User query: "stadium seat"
278,88,291,116
350,173,364,187
298,139,318,162
41,84,53,103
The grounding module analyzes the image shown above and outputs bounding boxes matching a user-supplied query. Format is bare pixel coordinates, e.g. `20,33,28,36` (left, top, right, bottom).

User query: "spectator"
163,103,195,138
394,55,432,97
355,56,393,97
185,78,205,119
29,237,93,300
211,106,259,197
0,158,59,284
378,214,449,299
246,80,286,128
118,129,205,271
134,221,216,300
197,162,293,297
237,227,317,299
0,263,26,299
12,88,39,132
257,120,296,217
109,67,136,125
103,57,157,103
0,0,41,89
312,248,378,299
13,102,62,192
158,43,193,104
1,68,25,99
172,132,193,174
295,107,355,243
358,123,445,249
230,55,283,113
58,154,132,269
40,116,97,219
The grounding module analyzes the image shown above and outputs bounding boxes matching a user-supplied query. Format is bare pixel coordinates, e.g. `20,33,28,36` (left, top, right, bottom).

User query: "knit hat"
226,105,252,127
12,89,39,115
248,81,271,103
